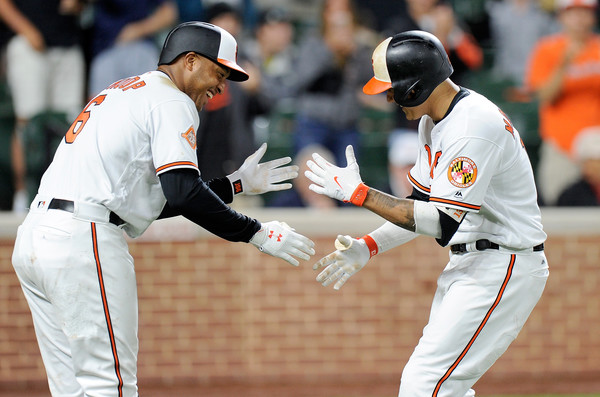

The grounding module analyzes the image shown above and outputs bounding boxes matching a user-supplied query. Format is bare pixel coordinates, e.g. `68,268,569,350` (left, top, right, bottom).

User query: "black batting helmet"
158,21,249,81
363,30,453,107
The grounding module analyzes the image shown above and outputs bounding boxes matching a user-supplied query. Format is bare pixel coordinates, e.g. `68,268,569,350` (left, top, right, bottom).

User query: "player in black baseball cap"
159,21,249,82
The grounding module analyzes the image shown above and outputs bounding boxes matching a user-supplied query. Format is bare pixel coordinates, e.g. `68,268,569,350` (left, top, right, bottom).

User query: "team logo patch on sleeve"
448,157,477,188
181,126,197,150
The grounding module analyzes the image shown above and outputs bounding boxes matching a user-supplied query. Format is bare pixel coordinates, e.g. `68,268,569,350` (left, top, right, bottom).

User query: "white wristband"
369,221,419,254
413,200,442,238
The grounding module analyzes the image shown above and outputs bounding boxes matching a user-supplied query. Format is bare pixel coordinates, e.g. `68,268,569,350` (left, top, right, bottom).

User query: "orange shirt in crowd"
526,34,600,154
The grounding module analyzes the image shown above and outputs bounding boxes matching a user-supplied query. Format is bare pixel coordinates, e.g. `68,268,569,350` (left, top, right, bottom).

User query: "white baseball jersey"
12,71,205,396
395,88,549,397
408,89,546,249
38,70,201,238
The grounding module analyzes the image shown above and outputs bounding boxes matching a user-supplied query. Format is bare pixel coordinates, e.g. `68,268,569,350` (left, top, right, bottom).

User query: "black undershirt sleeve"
206,177,234,204
435,211,461,247
407,188,429,202
157,169,260,242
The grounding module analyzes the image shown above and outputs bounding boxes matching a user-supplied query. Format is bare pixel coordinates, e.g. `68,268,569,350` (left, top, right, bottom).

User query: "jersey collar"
437,86,470,123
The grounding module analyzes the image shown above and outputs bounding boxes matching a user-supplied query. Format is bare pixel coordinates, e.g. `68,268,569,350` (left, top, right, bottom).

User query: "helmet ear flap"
393,80,421,107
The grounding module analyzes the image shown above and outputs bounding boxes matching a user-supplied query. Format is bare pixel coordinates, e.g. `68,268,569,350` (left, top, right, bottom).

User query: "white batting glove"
227,142,299,195
313,235,370,290
250,221,316,267
305,145,369,206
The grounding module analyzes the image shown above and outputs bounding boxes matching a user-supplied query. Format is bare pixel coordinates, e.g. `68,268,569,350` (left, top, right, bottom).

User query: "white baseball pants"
12,204,138,397
398,249,549,396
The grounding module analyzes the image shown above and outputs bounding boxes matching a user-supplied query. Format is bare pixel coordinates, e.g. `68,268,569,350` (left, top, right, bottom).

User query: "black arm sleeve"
407,187,461,247
158,169,260,242
206,177,234,204
407,187,429,202
435,210,462,247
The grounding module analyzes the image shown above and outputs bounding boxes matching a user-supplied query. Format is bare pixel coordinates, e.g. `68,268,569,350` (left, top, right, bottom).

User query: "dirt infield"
2,376,599,397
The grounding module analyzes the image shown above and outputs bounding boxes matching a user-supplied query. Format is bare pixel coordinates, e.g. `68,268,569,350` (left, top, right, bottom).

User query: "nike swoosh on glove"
305,145,367,205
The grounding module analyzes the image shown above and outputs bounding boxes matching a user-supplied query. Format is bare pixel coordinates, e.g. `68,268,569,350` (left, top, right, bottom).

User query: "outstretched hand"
313,235,370,290
228,143,299,195
250,221,315,267
305,145,366,204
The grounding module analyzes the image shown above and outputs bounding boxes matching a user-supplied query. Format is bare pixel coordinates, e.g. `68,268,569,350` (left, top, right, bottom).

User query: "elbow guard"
413,200,442,238
413,201,466,245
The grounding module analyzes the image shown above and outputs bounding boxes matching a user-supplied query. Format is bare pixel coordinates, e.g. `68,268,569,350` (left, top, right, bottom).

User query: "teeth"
207,91,214,99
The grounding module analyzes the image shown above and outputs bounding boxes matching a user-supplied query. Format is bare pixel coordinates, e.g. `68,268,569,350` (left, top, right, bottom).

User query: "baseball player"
305,31,549,396
11,22,315,396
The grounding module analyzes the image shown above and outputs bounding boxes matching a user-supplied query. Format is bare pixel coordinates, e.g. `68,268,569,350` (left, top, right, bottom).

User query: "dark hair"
204,2,242,23
257,7,291,27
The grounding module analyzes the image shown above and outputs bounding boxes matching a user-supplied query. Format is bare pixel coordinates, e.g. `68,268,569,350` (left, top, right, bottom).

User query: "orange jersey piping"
408,172,431,194
433,254,516,396
91,223,124,397
430,197,481,211
155,161,198,174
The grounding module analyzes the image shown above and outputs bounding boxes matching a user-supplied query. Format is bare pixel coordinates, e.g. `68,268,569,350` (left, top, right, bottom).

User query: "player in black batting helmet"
363,30,453,107
306,28,548,397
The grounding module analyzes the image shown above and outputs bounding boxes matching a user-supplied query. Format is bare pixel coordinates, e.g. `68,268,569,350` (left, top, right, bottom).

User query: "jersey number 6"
65,94,107,144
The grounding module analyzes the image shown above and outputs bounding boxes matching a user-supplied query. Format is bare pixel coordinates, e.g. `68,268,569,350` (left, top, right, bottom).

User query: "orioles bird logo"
181,126,197,150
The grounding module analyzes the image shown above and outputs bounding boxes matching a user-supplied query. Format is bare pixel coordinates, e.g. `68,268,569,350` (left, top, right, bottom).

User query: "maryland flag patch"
181,126,197,150
448,157,477,188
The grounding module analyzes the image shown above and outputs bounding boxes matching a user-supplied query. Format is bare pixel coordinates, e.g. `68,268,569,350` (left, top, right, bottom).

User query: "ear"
182,52,198,71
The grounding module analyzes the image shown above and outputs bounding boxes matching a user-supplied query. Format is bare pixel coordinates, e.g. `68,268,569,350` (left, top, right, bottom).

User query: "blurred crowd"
1,0,600,213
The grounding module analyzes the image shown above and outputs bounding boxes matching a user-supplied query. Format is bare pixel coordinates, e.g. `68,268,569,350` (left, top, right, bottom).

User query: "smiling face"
181,53,230,111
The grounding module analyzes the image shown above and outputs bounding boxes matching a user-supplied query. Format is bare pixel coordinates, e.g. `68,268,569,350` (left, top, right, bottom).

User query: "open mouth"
207,91,214,99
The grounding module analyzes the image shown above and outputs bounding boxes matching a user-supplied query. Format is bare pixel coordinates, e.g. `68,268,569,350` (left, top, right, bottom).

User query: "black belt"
450,239,544,254
48,199,125,226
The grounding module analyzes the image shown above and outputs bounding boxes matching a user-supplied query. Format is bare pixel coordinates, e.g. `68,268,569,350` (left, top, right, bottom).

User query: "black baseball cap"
158,21,249,81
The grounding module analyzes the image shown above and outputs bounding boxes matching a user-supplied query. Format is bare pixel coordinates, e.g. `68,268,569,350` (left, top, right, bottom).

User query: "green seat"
357,107,395,191
0,115,15,210
466,68,542,173
264,106,296,161
22,111,70,200
0,80,15,210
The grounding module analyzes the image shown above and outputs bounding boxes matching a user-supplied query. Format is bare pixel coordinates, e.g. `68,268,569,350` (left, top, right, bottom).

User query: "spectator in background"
396,0,483,85
557,126,600,206
0,10,14,211
386,131,419,198
292,0,374,168
487,0,558,86
174,0,202,22
383,0,484,138
197,0,258,32
525,0,600,206
87,0,178,97
267,144,338,209
195,2,258,181
0,0,85,212
244,6,298,109
354,0,408,37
